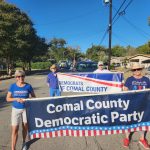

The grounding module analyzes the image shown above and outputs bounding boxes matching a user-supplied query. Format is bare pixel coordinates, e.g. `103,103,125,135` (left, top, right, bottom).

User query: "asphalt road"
0,71,149,150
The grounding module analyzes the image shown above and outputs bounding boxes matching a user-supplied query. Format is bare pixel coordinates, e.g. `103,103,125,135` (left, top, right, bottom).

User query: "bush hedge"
31,62,52,69
0,70,7,76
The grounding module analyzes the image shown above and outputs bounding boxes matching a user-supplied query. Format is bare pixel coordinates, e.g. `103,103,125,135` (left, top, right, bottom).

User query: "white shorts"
11,107,27,126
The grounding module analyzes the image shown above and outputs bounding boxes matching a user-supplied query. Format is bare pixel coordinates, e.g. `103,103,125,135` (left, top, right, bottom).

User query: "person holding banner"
94,61,110,73
123,63,150,149
47,64,61,96
6,70,36,150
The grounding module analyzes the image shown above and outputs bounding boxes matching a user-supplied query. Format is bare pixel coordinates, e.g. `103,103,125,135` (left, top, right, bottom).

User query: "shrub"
0,70,7,76
31,62,51,69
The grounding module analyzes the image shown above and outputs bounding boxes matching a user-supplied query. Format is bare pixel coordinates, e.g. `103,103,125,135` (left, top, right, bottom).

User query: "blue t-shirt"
9,83,33,109
124,76,150,90
47,72,59,89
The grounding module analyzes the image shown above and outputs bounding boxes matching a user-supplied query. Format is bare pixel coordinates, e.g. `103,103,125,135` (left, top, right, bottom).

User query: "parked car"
146,66,150,78
58,60,69,69
76,61,97,72
113,63,121,67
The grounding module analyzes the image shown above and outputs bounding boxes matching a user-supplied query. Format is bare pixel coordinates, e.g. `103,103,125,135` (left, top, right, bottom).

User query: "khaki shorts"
11,107,27,126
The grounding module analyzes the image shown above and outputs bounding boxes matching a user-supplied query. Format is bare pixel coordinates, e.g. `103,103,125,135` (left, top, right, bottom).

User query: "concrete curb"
0,76,14,81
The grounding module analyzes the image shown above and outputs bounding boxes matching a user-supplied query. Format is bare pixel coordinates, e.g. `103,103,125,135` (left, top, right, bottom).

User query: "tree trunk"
28,61,31,72
6,56,11,75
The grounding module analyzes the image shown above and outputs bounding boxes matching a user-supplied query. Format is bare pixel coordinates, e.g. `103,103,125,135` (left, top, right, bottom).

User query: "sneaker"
139,139,150,149
22,142,28,150
123,138,130,147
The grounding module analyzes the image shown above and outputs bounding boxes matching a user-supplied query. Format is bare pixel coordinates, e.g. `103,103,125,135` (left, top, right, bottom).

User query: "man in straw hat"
47,64,61,96
123,63,150,149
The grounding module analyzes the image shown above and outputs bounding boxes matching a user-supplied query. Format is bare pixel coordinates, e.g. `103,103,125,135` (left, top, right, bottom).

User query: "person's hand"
17,98,25,103
47,83,50,87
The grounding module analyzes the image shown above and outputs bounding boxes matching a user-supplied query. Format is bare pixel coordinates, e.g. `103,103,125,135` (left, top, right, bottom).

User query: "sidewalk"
0,75,14,81
0,69,49,81
0,74,14,80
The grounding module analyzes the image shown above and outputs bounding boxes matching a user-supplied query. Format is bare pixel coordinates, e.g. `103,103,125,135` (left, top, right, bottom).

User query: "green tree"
125,45,136,56
86,45,107,62
48,38,67,61
47,38,84,63
66,46,84,62
0,1,48,71
111,45,126,57
19,36,48,71
137,42,150,54
49,38,66,48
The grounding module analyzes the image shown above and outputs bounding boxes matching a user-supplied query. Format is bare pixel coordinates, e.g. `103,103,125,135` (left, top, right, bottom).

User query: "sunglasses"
99,65,103,66
132,68,142,72
16,75,25,78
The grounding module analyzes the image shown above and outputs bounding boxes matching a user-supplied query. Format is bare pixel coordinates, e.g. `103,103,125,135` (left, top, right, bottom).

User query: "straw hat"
131,63,143,70
50,64,57,70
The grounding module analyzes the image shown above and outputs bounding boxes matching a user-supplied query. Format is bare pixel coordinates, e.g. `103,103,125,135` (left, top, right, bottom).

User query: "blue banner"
25,90,150,139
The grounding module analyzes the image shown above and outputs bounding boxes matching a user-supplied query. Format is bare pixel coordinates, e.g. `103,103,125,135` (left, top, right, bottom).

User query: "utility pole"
103,0,112,69
148,16,150,26
108,0,112,70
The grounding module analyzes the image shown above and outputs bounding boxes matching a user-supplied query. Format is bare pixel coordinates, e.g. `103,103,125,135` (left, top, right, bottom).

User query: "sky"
6,0,150,52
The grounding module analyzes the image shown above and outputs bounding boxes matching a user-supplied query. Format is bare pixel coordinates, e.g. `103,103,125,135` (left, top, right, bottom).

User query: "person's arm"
148,77,150,88
123,86,129,91
93,69,97,73
47,83,50,87
6,92,24,103
47,75,50,87
123,77,130,91
30,90,36,98
28,84,36,98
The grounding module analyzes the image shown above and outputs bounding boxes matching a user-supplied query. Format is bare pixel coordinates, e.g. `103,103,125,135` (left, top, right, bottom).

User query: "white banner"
57,72,123,93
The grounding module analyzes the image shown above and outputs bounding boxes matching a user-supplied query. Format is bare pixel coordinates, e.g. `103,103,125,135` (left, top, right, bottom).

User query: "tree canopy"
0,1,48,71
47,38,83,62
86,45,107,62
137,41,150,54
0,1,149,71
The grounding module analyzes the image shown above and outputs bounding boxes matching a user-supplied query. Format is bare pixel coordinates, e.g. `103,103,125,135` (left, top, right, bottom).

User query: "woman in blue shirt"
123,63,150,149
47,64,61,97
6,70,36,150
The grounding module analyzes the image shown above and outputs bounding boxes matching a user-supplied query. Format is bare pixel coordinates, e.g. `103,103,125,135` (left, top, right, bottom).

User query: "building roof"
128,54,150,60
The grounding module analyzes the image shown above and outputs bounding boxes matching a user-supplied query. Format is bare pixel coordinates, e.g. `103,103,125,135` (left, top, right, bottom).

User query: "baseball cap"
97,61,104,67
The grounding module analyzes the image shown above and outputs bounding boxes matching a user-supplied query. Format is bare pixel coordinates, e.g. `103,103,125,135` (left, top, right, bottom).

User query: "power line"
34,8,100,26
112,31,130,45
112,8,125,25
99,28,108,45
123,0,133,11
112,0,134,25
112,0,127,21
122,16,150,39
110,0,150,43
99,0,128,45
112,0,150,39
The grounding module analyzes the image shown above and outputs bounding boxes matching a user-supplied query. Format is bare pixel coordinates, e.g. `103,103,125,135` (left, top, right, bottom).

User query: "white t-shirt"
93,69,111,73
